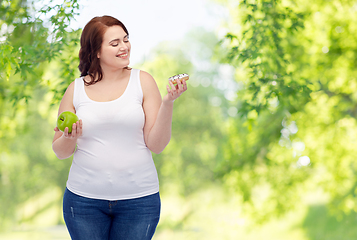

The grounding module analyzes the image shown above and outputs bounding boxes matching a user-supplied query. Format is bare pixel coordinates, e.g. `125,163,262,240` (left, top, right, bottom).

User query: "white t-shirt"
66,69,159,200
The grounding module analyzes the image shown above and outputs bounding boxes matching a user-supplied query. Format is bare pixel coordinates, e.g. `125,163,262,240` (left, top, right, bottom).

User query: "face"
97,25,131,70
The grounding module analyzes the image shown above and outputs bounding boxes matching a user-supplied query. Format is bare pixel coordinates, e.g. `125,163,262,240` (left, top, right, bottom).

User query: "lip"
116,53,129,59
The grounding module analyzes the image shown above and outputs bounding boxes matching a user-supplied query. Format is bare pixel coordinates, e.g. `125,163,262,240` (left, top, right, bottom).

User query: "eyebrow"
109,35,129,44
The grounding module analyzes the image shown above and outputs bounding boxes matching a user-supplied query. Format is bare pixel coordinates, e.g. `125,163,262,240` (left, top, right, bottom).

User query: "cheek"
99,48,116,59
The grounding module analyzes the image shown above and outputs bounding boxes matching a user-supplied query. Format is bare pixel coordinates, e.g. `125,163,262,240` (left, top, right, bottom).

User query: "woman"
52,15,187,240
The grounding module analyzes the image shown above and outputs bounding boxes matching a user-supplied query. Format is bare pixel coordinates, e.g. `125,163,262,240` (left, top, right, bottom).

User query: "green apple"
57,111,79,133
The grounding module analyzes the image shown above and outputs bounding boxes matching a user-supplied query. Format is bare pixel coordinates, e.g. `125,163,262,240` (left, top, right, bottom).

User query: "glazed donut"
168,73,189,84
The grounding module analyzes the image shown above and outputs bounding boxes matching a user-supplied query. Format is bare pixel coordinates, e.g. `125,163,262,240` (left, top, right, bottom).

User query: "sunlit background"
69,0,228,65
1,0,357,239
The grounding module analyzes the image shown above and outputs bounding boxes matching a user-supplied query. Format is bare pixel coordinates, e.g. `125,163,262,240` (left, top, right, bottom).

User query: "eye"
111,41,119,47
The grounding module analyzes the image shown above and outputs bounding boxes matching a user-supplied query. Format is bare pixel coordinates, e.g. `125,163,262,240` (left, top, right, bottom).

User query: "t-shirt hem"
66,184,160,201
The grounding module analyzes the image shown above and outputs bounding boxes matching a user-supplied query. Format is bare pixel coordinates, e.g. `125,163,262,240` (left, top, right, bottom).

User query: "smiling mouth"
117,53,128,58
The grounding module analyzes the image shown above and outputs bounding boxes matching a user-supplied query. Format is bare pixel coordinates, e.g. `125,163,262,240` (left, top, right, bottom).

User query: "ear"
97,52,100,58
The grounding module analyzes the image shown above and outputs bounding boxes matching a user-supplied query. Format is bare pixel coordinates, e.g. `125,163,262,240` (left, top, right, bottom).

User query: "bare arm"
141,71,187,154
52,81,83,159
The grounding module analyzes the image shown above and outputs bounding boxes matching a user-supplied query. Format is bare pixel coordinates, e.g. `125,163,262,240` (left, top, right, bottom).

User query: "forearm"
146,101,174,154
52,135,77,159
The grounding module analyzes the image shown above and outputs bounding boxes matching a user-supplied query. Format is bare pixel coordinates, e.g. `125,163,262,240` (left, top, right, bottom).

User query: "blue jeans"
63,188,161,240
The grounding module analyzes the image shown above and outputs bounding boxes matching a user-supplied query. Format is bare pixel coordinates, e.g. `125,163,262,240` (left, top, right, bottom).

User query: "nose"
119,41,128,51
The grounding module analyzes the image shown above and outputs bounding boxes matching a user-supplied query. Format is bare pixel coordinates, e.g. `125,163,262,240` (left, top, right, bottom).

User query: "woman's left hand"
163,78,188,103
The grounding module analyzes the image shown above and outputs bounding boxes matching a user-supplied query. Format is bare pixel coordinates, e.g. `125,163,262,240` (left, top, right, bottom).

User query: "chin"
124,60,130,68
116,60,130,69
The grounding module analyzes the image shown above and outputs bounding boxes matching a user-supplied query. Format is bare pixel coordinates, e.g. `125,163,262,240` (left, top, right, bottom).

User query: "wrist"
61,134,78,142
162,99,174,108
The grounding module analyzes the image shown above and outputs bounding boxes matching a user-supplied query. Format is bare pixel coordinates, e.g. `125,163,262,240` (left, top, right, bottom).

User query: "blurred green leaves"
0,0,79,104
0,0,79,230
1,0,357,235
217,0,357,223
221,0,311,116
137,28,230,196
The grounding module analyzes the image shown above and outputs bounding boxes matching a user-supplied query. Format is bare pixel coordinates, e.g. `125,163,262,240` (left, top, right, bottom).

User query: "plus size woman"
52,15,188,240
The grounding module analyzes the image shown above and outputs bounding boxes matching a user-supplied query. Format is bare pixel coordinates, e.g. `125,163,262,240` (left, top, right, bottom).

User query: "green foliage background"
1,0,357,239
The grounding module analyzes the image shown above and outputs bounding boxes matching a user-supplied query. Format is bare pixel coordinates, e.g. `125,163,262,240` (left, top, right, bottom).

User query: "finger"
176,78,183,91
78,120,83,135
167,84,176,97
71,123,77,138
64,127,69,138
168,80,175,90
182,80,188,91
76,121,81,135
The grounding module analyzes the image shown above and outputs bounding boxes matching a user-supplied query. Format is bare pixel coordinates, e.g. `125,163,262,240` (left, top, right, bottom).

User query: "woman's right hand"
54,120,83,140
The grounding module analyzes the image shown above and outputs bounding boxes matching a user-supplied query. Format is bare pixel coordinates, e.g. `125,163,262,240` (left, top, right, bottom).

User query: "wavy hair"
78,16,129,85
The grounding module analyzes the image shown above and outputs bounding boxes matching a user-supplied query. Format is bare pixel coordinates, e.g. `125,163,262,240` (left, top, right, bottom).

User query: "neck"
100,66,128,82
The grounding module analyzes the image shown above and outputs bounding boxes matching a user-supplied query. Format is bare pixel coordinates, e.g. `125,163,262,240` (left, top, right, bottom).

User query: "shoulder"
138,70,161,100
65,80,76,94
57,80,77,113
139,70,158,90
61,80,78,103
139,70,155,82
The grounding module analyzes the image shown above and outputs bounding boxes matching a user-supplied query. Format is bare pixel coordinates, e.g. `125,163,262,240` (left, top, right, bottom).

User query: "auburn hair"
78,15,129,85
